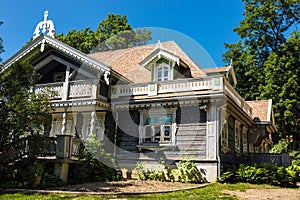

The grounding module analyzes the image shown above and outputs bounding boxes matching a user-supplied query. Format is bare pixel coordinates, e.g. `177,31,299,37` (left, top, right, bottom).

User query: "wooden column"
90,111,96,136
62,65,70,100
61,108,67,135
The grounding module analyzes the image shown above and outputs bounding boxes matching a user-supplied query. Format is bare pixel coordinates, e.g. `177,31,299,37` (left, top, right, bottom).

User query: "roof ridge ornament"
156,40,163,49
33,10,55,39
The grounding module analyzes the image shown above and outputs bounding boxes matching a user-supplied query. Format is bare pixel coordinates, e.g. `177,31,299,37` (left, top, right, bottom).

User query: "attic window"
53,72,65,82
157,65,169,81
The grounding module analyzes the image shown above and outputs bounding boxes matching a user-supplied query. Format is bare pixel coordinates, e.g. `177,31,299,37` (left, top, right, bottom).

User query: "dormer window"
157,65,169,81
139,47,179,82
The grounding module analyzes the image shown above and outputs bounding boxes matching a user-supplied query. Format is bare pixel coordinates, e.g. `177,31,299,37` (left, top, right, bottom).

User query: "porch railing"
34,79,97,100
35,82,64,99
0,135,81,165
248,153,291,166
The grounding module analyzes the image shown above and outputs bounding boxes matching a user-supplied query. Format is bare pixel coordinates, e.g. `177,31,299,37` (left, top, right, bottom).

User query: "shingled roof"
89,41,206,83
247,99,273,122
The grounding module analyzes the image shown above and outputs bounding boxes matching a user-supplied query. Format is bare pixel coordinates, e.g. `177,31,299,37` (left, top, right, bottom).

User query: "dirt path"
55,180,206,194
222,188,300,200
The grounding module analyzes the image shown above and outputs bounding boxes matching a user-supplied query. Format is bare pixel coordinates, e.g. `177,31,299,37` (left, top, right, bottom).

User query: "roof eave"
2,34,111,74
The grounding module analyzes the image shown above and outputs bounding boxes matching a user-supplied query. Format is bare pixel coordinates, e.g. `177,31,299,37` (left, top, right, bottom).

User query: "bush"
134,158,206,183
68,135,121,183
218,163,299,187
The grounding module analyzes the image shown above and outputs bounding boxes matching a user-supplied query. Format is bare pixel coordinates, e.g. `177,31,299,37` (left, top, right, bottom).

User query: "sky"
0,0,245,68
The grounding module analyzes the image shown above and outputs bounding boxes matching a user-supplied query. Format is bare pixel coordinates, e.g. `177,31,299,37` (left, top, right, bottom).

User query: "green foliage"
218,163,299,187
39,172,64,188
134,158,206,183
69,134,121,183
28,160,44,176
223,0,300,143
57,13,152,53
96,13,132,43
269,139,288,153
56,27,97,54
260,31,300,139
0,61,53,164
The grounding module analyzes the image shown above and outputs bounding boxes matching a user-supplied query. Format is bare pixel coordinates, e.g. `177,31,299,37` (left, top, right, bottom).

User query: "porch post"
90,111,96,136
61,108,67,135
62,65,70,100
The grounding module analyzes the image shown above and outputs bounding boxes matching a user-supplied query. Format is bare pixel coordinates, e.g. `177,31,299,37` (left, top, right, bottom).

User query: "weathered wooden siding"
103,111,116,154
117,106,207,167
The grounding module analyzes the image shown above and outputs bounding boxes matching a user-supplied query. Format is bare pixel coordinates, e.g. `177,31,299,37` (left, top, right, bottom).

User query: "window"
242,127,248,154
221,119,228,147
157,66,169,81
235,120,241,152
83,112,105,140
221,110,228,147
55,120,72,135
139,110,176,145
86,119,103,139
53,72,65,82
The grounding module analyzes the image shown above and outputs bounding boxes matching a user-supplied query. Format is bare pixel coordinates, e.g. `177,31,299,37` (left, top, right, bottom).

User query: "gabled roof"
89,41,206,83
205,65,237,86
139,47,181,69
2,34,110,74
246,99,274,123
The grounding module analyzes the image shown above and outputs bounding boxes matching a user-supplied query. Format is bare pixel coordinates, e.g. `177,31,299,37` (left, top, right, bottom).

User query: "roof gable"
139,47,181,69
205,64,237,86
2,35,110,75
246,99,274,123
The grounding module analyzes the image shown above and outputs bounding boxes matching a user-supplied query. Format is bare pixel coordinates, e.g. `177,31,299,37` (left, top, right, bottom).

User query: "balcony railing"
111,76,224,98
69,80,93,98
35,82,64,99
34,79,97,100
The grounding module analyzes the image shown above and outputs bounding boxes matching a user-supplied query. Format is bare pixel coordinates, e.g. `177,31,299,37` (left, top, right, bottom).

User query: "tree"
260,31,300,140
223,0,299,99
223,0,299,143
56,27,97,54
0,61,52,151
57,13,152,53
95,13,132,44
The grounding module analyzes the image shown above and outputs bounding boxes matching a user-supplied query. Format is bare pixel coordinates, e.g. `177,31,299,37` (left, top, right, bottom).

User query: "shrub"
218,163,299,187
39,172,64,188
134,158,206,183
68,135,121,183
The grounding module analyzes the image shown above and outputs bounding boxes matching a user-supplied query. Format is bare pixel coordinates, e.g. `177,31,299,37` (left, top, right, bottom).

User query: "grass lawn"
0,183,276,200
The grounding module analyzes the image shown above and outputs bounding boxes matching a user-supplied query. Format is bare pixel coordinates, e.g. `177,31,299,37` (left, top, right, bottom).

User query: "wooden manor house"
1,13,284,182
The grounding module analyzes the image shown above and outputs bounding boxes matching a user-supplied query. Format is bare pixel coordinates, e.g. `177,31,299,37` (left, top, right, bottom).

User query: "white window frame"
139,109,176,146
235,120,241,152
82,112,105,140
152,61,174,82
53,72,65,82
157,65,169,81
221,111,228,147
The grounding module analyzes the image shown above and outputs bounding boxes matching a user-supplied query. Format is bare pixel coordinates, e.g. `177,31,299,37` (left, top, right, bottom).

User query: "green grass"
0,183,278,200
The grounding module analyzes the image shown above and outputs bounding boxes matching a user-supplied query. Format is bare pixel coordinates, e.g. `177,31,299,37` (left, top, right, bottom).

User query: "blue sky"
0,0,244,67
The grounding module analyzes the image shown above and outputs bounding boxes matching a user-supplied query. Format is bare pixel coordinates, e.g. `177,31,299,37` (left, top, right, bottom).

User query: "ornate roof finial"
156,40,162,49
33,10,55,39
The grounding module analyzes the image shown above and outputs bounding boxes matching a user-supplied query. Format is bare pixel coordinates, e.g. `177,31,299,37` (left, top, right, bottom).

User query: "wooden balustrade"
111,76,223,98
34,79,97,100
